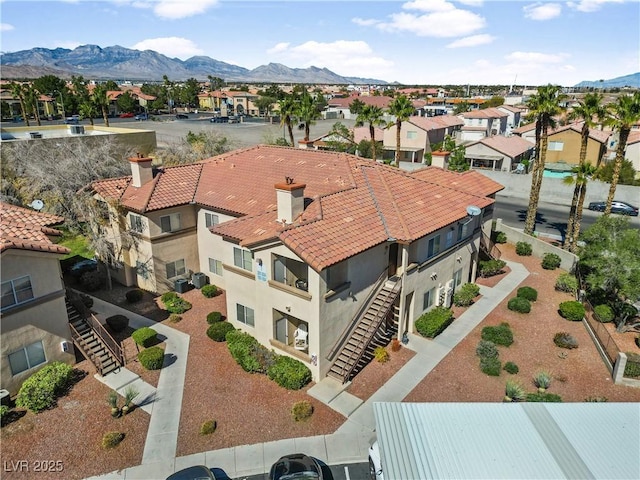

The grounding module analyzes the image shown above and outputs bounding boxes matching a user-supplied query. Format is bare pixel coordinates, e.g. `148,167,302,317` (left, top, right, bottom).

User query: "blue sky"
1,0,638,86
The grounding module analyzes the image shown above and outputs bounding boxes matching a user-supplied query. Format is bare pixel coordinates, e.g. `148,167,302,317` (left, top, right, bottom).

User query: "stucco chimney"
275,177,306,224
128,153,153,187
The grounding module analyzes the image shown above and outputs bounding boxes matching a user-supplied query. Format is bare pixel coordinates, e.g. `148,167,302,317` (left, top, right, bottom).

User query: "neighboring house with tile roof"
543,123,610,171
496,105,523,133
458,108,509,142
91,146,503,381
322,95,396,120
382,115,464,164
198,90,260,116
1,202,75,395
465,135,535,172
623,131,640,176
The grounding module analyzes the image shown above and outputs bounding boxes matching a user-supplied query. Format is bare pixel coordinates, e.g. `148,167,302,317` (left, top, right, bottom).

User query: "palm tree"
355,104,385,160
387,95,415,166
92,84,110,127
79,101,97,126
24,84,42,127
9,82,30,127
563,162,598,252
604,92,640,215
563,92,607,250
296,90,321,142
278,95,297,146
523,84,566,235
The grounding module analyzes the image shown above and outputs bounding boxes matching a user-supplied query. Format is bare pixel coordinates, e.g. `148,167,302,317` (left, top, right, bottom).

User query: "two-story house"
91,146,503,382
1,203,75,395
458,108,509,142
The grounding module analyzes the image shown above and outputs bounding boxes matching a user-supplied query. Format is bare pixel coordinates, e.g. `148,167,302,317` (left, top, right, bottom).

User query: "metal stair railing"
481,231,501,259
68,321,105,374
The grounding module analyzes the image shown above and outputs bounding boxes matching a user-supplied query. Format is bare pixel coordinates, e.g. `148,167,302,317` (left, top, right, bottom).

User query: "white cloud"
352,17,379,27
402,0,456,12
457,0,484,6
505,51,569,63
128,0,219,19
377,8,486,37
265,40,394,78
568,0,625,12
523,3,562,20
0,23,14,32
446,34,495,48
131,37,203,59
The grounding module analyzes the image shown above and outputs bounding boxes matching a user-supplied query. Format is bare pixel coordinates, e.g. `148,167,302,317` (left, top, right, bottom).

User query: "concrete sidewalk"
87,260,529,479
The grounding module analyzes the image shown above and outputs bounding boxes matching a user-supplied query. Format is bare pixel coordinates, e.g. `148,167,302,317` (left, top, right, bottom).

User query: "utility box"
192,272,209,289
174,278,190,293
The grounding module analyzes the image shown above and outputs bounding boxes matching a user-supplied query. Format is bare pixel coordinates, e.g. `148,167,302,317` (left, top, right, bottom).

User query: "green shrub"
517,286,538,302
227,331,262,373
0,405,9,419
453,283,480,307
206,311,223,324
105,314,129,333
508,297,531,313
15,362,74,413
131,327,157,347
533,371,552,391
479,259,507,277
79,293,94,309
554,332,578,349
481,323,513,347
163,296,192,314
291,400,314,422
207,322,235,342
374,346,390,363
559,301,585,321
480,357,501,376
102,432,125,449
200,420,217,435
80,270,103,291
138,346,164,370
594,304,614,323
415,306,454,338
201,284,218,298
168,313,182,323
624,353,640,378
251,343,279,373
515,241,532,256
267,356,312,390
504,380,526,402
125,289,144,303
503,361,519,374
555,273,578,294
494,231,507,244
526,392,562,402
476,340,499,359
541,253,561,270
161,291,178,303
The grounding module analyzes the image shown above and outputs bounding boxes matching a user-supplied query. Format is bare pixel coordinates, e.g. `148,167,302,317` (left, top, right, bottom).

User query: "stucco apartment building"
92,146,502,381
1,203,75,395
458,108,509,143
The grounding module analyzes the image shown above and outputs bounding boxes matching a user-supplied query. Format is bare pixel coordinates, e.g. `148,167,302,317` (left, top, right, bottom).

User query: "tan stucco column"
396,244,410,340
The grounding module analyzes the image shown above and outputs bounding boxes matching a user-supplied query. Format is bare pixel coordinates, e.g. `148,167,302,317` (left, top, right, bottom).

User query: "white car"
368,440,384,480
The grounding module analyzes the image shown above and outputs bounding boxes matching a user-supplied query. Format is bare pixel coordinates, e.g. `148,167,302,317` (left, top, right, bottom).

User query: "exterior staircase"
480,231,501,260
327,278,401,383
66,297,123,376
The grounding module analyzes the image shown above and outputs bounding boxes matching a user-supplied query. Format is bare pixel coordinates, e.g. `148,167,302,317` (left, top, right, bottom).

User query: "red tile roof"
470,136,534,158
408,115,463,131
327,96,394,109
1,202,70,255
462,107,509,119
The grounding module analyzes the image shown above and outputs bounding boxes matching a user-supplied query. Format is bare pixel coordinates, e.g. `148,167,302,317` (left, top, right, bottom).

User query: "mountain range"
0,44,387,84
574,72,640,89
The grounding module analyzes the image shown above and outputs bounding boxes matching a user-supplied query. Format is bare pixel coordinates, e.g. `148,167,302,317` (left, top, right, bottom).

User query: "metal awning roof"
373,402,639,480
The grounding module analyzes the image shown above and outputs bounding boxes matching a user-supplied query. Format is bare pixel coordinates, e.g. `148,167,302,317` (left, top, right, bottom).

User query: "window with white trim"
406,131,417,139
1,276,34,310
160,213,181,233
423,287,435,310
233,247,253,272
445,230,454,248
209,258,223,276
236,303,255,327
205,212,219,228
166,259,186,279
8,340,46,375
453,268,463,287
427,235,440,258
548,141,564,151
130,214,144,233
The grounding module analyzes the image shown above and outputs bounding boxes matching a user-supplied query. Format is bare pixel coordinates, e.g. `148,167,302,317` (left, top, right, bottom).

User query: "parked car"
134,113,149,121
209,116,228,123
119,112,134,118
64,116,79,125
269,453,323,480
588,200,638,216
228,115,238,124
166,465,217,480
176,113,189,120
368,440,383,480
69,259,98,277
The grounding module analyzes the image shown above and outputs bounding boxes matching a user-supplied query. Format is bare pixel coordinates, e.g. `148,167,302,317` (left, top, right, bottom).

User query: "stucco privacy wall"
478,171,639,206
495,219,578,271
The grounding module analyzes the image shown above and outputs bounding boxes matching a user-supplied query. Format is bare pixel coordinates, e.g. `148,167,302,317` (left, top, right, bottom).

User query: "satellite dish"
466,205,481,217
30,199,44,211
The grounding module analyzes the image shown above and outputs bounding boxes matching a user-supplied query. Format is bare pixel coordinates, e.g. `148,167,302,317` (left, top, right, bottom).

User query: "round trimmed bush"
138,346,164,370
481,323,513,347
80,270,103,291
517,286,538,302
168,313,182,323
495,231,507,244
554,332,578,349
594,304,614,323
267,356,312,390
503,361,519,374
555,273,578,294
131,327,157,347
480,357,501,376
415,307,454,338
161,291,178,303
15,362,74,412
200,420,217,435
515,241,532,256
125,289,144,303
291,400,314,422
207,321,235,342
102,432,125,449
79,293,94,309
453,283,481,307
206,311,223,324
476,340,499,359
559,301,585,321
105,314,129,333
201,284,218,298
541,253,561,270
479,259,507,278
508,297,531,313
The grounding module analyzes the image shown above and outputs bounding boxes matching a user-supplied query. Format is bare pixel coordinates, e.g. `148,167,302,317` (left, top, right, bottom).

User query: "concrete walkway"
87,260,529,479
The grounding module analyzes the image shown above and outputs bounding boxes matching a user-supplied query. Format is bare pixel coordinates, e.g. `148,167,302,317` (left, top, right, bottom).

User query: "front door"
388,243,398,277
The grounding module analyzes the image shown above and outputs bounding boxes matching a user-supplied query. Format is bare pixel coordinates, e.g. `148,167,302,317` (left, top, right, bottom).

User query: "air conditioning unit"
435,286,444,306
444,280,454,307
192,272,209,289
69,125,85,135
